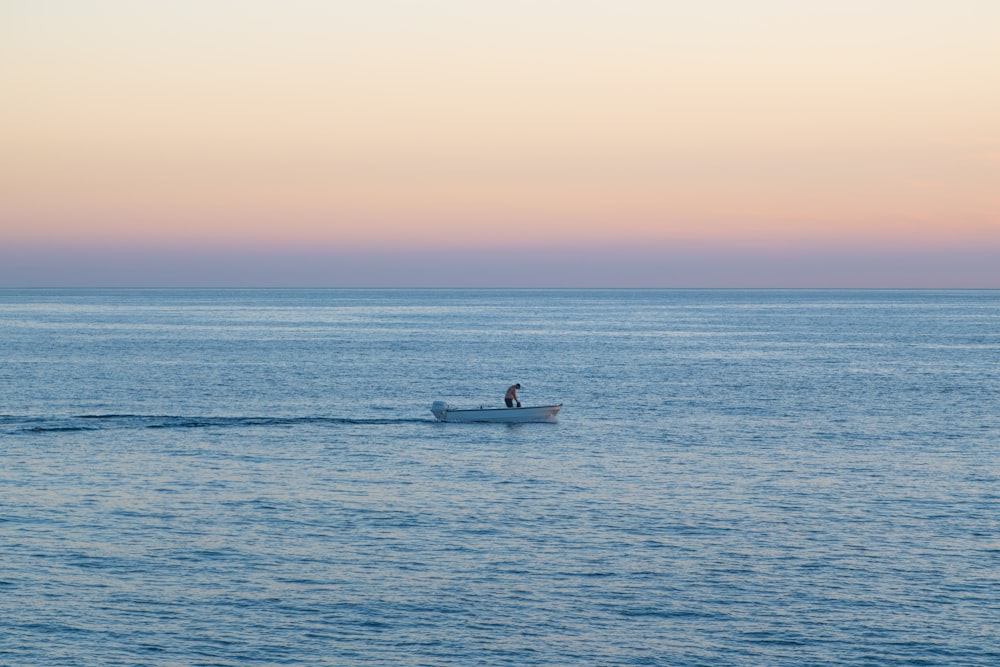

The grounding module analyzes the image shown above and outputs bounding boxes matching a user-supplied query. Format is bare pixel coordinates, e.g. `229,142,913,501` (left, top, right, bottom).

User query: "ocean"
2,289,998,666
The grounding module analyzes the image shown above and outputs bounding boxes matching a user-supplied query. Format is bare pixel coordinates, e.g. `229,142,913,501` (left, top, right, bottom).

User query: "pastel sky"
2,1,998,286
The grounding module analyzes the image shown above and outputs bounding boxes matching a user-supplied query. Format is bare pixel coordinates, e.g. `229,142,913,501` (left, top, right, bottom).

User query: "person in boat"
505,383,522,408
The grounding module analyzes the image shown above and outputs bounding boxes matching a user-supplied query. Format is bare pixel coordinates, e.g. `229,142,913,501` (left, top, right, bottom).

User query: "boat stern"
430,401,449,421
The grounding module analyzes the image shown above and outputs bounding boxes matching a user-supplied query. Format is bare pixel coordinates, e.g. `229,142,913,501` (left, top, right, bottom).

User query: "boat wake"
1,414,435,435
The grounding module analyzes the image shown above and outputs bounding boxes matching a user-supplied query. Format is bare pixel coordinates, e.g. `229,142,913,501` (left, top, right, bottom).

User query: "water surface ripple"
2,289,998,665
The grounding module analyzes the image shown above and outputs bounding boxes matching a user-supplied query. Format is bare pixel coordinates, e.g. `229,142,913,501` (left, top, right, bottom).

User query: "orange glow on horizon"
1,1,998,279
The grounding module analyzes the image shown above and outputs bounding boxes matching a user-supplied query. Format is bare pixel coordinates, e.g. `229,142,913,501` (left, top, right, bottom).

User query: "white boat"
431,401,562,423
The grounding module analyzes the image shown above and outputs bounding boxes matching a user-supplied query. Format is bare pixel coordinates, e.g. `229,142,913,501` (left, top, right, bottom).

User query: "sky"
2,0,998,287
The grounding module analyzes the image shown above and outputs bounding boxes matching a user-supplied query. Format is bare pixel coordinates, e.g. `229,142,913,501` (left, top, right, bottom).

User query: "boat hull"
431,401,561,423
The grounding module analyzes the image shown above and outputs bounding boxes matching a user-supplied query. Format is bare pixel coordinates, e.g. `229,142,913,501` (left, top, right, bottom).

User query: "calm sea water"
2,289,998,666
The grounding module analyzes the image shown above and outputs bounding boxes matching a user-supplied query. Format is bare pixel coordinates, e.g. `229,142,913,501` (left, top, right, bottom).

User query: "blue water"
2,289,998,666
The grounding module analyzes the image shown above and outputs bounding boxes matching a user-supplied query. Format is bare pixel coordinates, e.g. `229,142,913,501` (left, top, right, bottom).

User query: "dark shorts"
505,398,514,408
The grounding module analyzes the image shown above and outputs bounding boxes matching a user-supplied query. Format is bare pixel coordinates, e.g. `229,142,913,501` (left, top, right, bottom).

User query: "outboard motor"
430,401,449,421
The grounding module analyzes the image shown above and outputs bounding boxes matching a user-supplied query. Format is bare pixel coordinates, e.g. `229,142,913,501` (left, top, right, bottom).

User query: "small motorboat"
431,401,562,423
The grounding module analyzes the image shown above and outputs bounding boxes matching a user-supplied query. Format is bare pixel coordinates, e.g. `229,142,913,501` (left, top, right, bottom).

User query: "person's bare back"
505,383,521,408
